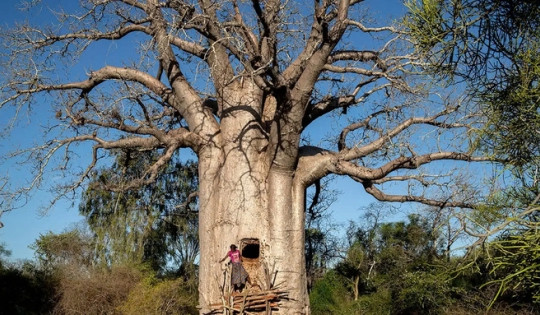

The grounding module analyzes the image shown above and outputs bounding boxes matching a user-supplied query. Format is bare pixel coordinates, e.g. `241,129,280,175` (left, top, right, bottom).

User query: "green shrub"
119,273,198,315
310,271,356,315
355,288,392,315
391,271,454,314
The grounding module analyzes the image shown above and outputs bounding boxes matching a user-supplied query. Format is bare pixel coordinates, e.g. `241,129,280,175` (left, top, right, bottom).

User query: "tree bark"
197,83,308,314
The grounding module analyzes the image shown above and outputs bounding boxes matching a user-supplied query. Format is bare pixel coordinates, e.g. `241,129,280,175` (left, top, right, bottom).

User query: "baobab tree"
1,0,492,313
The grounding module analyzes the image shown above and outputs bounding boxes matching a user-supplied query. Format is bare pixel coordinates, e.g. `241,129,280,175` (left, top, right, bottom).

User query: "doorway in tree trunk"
241,238,262,290
208,238,290,314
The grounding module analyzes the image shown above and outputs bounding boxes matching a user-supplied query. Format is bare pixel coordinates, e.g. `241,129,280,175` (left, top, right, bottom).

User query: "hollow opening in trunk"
241,238,260,260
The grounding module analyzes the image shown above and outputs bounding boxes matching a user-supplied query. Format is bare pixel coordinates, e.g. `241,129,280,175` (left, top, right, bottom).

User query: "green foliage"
405,0,540,81
479,45,540,167
118,272,198,315
484,225,540,307
405,0,540,168
465,172,540,308
371,214,439,275
310,213,539,313
391,271,455,314
79,150,198,272
404,0,446,52
15,149,201,313
322,215,452,314
305,179,340,291
0,261,57,315
32,229,94,269
337,241,365,283
405,3,539,310
354,289,392,315
0,242,11,269
305,227,328,289
310,271,356,315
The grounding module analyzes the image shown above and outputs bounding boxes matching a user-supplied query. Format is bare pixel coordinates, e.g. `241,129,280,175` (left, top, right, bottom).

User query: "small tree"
0,243,10,269
80,149,199,273
337,214,446,306
32,229,94,271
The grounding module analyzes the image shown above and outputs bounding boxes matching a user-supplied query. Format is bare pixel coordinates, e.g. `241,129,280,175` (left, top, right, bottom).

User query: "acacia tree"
0,0,494,313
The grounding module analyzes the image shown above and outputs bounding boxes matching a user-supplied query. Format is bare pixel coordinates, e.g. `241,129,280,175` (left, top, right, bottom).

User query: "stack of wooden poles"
209,289,288,314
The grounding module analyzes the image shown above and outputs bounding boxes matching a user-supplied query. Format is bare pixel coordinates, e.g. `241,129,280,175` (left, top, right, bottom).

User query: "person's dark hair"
230,244,237,250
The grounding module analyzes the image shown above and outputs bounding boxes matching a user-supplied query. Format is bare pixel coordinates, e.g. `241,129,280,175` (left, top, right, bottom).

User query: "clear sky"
0,0,415,262
0,0,104,261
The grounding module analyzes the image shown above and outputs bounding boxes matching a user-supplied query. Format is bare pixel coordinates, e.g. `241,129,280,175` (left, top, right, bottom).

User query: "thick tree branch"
303,95,356,127
168,35,207,58
269,0,355,170
328,50,388,71
30,23,151,48
39,66,172,98
146,0,218,137
361,180,475,208
345,19,398,33
251,0,279,61
195,0,235,91
335,152,492,181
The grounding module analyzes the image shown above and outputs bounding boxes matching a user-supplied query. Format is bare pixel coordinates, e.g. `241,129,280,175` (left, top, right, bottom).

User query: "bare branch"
360,180,474,208
345,19,398,33
41,66,171,97
341,106,463,161
338,104,404,151
30,23,151,49
328,50,388,71
335,152,492,181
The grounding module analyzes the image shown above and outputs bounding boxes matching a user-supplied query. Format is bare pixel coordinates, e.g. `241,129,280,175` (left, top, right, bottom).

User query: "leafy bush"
355,288,392,315
310,271,356,315
484,228,540,307
391,271,455,315
119,272,198,315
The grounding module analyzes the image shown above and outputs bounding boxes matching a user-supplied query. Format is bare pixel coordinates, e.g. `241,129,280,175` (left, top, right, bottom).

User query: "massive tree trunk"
199,166,309,314
198,82,308,313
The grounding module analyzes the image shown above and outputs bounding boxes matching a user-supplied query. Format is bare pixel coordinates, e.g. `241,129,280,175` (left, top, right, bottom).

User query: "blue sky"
0,0,108,261
0,0,422,262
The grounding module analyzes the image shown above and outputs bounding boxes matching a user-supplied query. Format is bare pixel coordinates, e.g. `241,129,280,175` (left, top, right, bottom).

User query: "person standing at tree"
220,244,250,292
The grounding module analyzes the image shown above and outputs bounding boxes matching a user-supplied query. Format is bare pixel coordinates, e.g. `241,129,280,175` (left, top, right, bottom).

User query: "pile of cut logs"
209,289,288,314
